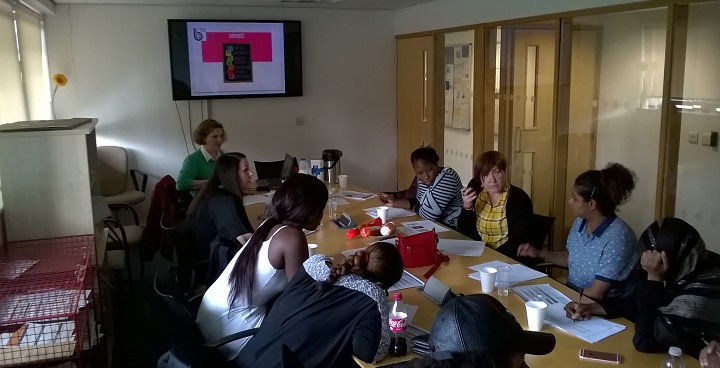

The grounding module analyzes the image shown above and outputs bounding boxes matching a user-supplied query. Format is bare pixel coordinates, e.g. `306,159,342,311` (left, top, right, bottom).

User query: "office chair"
97,146,148,219
253,160,285,180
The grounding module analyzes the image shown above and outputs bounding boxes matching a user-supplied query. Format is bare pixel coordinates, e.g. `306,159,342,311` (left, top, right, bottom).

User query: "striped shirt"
415,167,463,228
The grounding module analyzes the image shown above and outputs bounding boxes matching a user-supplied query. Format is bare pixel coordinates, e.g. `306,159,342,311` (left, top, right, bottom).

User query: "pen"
702,337,720,356
574,289,584,323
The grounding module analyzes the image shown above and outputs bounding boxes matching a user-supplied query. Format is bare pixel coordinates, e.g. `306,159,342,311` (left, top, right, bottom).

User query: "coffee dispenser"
322,149,343,184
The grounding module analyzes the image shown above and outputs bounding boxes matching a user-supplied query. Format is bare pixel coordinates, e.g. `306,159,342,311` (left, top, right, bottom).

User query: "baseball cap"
426,294,555,360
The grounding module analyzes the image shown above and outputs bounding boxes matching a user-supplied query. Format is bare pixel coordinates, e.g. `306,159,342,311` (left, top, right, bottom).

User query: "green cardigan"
176,149,218,191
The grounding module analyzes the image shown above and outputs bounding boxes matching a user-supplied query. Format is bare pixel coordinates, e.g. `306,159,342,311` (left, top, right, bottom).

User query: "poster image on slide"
223,43,253,83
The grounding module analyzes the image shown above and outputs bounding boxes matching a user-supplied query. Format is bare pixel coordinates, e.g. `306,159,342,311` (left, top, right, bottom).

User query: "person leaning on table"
176,118,226,192
456,151,534,262
407,294,556,368
517,163,638,301
233,242,404,368
565,217,720,359
377,146,463,228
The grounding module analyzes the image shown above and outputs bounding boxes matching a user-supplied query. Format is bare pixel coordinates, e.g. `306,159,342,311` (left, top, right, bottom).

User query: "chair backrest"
97,146,129,196
529,213,555,249
153,268,205,345
254,160,285,180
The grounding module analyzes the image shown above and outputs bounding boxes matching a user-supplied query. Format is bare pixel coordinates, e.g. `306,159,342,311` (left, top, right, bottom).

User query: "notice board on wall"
444,44,471,131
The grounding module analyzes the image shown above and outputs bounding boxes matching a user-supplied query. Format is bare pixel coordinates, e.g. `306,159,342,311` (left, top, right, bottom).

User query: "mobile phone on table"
579,349,622,364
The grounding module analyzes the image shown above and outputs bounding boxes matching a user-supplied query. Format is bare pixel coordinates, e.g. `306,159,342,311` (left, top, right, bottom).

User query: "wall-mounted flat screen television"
168,19,302,100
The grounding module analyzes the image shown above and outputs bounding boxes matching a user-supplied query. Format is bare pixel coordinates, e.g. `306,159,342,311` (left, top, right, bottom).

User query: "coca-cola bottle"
389,291,408,356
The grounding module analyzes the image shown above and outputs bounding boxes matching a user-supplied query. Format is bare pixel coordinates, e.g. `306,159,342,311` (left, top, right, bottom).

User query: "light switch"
700,132,718,147
688,131,699,144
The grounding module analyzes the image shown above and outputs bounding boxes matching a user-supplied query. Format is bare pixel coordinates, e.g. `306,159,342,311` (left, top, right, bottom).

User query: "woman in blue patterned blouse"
518,163,638,301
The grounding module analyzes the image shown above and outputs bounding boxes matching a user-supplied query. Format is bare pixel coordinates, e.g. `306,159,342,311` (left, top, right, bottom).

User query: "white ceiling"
51,0,435,10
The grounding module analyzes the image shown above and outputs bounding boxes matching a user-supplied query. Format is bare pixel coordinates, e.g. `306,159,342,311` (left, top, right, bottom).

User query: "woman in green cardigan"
176,119,226,192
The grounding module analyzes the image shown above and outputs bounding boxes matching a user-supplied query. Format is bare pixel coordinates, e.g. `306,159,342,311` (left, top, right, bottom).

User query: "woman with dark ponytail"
195,174,328,360
235,242,405,367
519,163,638,301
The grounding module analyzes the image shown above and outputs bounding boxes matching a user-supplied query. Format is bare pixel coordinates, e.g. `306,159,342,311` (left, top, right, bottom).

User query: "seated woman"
565,217,720,359
195,174,328,360
377,146,462,228
457,151,534,261
518,163,638,301
234,242,404,367
186,152,255,284
176,119,226,193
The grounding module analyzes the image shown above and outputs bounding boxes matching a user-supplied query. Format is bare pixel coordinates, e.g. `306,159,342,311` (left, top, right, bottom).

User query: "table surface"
245,184,700,368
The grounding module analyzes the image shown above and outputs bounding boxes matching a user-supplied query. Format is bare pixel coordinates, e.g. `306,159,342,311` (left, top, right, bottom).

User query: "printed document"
469,260,546,285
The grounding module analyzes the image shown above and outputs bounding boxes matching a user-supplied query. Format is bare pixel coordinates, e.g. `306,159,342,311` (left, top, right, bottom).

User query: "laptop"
0,118,92,133
255,153,295,190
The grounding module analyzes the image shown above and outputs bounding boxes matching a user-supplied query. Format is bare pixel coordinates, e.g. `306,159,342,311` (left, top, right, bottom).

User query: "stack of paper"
338,191,374,201
512,284,626,343
389,271,425,292
400,220,450,234
437,239,485,257
364,207,415,220
468,260,546,285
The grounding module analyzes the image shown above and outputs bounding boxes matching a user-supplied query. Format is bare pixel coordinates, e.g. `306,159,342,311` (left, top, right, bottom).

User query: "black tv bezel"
167,19,303,101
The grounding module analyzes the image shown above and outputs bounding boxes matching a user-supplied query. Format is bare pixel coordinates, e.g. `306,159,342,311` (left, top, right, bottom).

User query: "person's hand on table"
564,302,601,321
461,186,478,210
641,250,670,282
701,340,720,368
376,192,394,205
517,243,540,258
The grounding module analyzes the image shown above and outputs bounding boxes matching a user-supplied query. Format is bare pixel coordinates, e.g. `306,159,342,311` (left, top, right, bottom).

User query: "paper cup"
308,243,318,256
478,267,497,293
338,174,348,189
525,301,548,332
496,266,511,296
377,206,389,224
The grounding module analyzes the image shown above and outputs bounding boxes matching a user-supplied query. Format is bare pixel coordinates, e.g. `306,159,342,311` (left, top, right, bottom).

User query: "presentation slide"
187,22,286,97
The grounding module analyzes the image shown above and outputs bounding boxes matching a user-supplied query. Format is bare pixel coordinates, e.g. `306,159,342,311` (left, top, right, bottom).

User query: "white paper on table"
511,283,572,305
389,271,425,292
364,207,416,220
400,220,450,234
544,303,626,343
243,192,275,206
338,191,375,201
469,260,546,285
437,239,484,257
332,197,350,206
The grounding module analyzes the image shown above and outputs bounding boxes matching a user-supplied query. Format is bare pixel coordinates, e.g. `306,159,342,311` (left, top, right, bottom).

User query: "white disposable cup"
338,174,348,189
496,266,511,296
525,301,548,332
308,243,318,256
478,267,498,293
328,197,338,220
377,206,389,224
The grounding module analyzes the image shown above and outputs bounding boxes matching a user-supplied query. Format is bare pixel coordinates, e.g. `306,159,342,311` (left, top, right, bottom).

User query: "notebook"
0,118,92,133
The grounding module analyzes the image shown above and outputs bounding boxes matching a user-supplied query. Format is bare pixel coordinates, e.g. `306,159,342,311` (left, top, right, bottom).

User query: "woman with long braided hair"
235,242,404,367
195,173,328,360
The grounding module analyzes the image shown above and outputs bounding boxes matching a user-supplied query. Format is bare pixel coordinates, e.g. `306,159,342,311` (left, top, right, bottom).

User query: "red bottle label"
389,317,407,332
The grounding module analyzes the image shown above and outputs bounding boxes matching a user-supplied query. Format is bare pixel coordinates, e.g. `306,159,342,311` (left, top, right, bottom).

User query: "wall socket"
700,131,718,147
688,131,699,144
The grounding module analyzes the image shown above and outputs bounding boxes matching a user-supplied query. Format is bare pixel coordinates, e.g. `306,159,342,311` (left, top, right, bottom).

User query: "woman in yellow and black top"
457,151,535,262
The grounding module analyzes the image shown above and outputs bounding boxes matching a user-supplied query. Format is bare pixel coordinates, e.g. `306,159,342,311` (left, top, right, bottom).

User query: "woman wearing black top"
186,152,255,284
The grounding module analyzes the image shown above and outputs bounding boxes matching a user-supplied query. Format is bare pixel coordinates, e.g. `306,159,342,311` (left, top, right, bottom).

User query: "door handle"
514,126,522,153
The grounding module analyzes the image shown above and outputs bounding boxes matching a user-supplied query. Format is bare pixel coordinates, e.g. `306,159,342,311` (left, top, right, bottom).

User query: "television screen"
168,19,302,100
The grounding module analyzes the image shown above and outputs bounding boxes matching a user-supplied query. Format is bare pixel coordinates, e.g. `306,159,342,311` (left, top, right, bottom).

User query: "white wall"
44,4,397,214
443,30,474,184
394,0,645,35
591,9,666,236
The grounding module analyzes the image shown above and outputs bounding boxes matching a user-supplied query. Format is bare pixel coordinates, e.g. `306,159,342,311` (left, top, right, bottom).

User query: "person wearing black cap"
408,294,556,368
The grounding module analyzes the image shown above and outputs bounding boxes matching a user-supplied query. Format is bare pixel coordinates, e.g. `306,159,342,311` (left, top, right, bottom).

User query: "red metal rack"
0,235,94,367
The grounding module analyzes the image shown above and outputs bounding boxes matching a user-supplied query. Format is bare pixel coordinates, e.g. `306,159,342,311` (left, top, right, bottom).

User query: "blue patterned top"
415,167,463,228
566,216,638,298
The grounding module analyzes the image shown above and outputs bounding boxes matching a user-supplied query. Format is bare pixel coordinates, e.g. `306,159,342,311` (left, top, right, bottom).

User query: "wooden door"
396,36,435,190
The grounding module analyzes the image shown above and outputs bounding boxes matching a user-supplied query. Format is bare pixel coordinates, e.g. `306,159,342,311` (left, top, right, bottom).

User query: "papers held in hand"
419,276,456,306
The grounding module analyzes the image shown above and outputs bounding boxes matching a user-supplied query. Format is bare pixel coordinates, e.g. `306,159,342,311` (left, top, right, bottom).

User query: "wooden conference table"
245,184,699,368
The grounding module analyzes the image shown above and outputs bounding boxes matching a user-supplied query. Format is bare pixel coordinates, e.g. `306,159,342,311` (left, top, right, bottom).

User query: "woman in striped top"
378,146,462,228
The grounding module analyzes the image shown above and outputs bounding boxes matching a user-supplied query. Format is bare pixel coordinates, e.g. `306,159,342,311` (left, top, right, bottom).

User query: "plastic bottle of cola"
389,292,408,356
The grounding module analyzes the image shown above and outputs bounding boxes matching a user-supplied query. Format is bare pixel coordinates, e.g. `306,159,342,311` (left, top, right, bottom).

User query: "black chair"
254,160,285,180
529,213,555,250
153,267,258,368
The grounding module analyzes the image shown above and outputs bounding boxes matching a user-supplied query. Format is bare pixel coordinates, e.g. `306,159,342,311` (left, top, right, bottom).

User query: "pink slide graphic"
202,32,273,63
